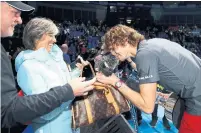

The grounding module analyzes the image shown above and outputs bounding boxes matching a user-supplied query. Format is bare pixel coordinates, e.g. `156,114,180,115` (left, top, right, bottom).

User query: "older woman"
15,18,85,133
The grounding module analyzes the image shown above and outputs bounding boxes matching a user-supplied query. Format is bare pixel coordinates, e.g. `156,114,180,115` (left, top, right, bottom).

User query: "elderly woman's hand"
75,55,90,70
96,72,120,86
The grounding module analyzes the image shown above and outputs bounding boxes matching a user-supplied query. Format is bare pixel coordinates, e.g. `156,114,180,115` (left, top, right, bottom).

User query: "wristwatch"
114,80,123,89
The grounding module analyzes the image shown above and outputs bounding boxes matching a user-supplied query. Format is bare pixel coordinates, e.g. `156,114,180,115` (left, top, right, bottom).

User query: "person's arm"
1,47,95,128
116,82,157,114
70,67,82,78
96,50,160,114
0,45,72,127
70,55,89,78
16,63,73,121
127,57,137,70
96,73,157,114
124,51,160,113
1,77,74,128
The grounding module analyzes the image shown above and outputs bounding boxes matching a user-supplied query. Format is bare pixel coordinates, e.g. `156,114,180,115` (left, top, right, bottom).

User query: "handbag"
71,63,130,128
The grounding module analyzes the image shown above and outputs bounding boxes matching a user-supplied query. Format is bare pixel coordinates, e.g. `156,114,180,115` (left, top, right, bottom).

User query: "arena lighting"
163,1,180,6
126,19,132,24
126,17,132,24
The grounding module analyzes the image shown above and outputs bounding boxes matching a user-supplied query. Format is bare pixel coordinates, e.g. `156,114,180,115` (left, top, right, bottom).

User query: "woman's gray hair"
23,17,59,50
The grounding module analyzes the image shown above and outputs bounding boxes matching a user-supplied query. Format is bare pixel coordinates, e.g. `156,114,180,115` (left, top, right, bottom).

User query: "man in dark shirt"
96,24,201,133
1,2,96,132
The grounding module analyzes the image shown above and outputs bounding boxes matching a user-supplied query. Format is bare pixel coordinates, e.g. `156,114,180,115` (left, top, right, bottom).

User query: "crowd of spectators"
1,18,201,80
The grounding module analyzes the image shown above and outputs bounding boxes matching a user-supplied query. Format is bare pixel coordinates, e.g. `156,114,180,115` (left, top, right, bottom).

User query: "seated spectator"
61,43,71,64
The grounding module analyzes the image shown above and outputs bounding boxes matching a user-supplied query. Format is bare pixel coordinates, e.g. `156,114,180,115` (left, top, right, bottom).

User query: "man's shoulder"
136,47,156,59
1,44,8,58
135,44,160,65
141,38,168,48
137,38,170,56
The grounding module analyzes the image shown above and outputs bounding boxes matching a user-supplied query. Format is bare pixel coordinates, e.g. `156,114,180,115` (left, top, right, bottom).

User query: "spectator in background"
69,42,77,61
61,43,71,64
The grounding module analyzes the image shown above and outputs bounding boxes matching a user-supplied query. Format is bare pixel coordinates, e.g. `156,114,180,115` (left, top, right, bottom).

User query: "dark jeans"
152,104,169,121
152,104,158,119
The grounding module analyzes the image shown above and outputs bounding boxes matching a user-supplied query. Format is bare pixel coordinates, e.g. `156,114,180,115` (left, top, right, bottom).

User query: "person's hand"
17,47,21,52
76,55,89,70
9,55,12,60
126,57,132,63
96,72,119,86
69,77,96,96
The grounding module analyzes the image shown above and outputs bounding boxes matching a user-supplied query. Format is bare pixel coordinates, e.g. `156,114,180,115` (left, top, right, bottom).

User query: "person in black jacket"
1,1,96,131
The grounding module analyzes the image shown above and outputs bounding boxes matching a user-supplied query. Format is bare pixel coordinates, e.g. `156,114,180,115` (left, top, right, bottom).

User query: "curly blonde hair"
104,24,144,51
